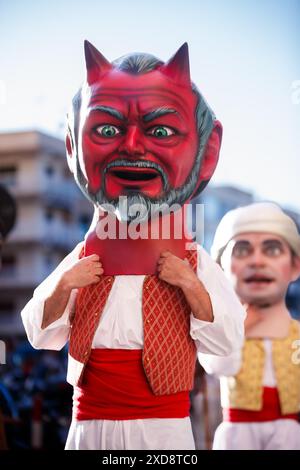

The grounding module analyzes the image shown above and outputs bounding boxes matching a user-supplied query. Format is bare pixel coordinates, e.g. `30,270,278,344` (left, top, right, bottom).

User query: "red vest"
68,248,198,395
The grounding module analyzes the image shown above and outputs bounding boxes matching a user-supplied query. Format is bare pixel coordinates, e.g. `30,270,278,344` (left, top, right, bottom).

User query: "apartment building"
0,130,93,336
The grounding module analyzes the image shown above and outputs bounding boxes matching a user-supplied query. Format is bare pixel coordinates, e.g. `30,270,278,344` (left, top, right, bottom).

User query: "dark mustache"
243,270,275,281
104,159,169,190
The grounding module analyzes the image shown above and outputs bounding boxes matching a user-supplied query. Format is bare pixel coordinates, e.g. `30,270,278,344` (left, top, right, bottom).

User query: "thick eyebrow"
233,240,251,247
262,239,284,248
89,105,126,121
142,107,178,123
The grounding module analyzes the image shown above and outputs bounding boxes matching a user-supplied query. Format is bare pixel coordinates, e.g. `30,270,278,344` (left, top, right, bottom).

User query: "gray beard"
74,157,202,223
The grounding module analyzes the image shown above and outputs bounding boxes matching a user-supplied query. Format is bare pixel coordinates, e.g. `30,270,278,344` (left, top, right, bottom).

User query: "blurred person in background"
200,203,300,450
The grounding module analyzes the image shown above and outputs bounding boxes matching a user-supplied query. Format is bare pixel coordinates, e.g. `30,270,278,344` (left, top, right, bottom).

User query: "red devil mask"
66,40,222,224
66,41,222,274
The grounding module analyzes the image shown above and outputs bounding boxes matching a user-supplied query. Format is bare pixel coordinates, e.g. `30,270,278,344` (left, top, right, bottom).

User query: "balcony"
43,223,79,249
12,180,82,208
0,271,42,290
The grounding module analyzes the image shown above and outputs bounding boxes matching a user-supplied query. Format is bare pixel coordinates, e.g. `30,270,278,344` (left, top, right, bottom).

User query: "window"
44,252,53,269
61,209,72,223
0,166,17,186
0,301,15,314
45,208,54,221
79,214,90,235
45,165,55,177
0,255,16,276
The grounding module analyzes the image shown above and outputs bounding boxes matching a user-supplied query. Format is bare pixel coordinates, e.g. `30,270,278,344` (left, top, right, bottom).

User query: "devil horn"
84,40,112,85
158,43,191,86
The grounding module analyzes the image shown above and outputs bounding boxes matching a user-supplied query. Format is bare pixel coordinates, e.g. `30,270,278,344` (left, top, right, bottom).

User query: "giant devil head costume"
66,41,222,274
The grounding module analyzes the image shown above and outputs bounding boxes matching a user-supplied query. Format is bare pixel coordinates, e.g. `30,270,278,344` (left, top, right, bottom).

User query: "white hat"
211,202,300,262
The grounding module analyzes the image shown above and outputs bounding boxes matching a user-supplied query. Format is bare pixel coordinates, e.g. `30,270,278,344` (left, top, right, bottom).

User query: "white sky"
0,0,299,211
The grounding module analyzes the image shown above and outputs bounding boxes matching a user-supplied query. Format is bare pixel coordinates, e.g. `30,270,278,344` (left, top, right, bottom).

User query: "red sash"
72,349,190,420
223,387,299,423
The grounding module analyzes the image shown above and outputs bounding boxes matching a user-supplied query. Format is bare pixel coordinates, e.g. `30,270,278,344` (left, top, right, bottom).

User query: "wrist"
179,275,198,292
59,273,74,292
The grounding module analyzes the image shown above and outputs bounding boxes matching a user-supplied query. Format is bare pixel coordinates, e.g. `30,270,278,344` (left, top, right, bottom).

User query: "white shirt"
21,242,246,450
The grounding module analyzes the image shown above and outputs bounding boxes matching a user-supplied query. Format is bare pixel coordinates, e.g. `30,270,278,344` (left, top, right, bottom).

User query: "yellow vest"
225,320,300,414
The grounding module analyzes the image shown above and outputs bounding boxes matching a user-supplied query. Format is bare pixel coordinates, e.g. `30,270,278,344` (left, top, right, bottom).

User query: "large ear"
65,128,75,174
84,40,112,85
291,255,300,282
158,43,191,87
192,120,222,197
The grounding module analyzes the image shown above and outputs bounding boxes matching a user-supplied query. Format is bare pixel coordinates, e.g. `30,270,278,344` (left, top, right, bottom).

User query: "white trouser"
213,420,300,450
65,417,195,450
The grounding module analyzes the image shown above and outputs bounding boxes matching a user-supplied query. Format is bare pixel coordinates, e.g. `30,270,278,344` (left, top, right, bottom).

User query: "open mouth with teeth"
244,275,275,285
104,166,164,198
111,168,159,182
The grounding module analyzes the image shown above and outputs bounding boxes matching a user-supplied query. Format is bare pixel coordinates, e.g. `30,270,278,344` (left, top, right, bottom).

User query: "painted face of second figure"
221,232,298,307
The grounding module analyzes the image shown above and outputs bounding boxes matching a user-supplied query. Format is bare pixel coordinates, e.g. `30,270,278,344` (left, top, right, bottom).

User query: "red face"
77,69,199,201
